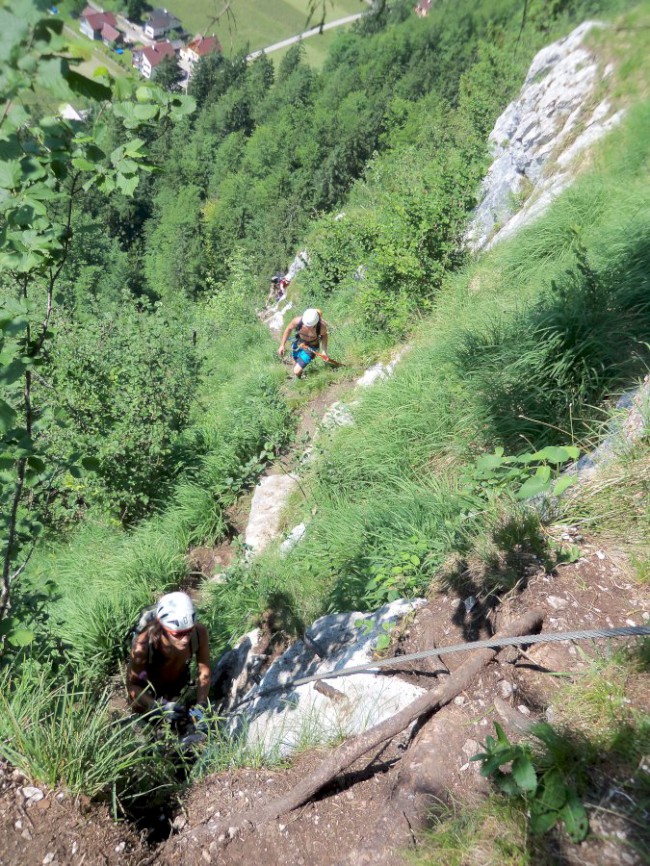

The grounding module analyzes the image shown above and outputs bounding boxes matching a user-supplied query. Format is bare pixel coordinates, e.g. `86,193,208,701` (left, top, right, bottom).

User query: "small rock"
172,814,187,831
71,842,78,856
114,842,126,854
227,826,238,839
22,786,44,802
453,696,466,706
278,824,286,832
464,595,477,613
21,829,32,841
14,820,22,830
11,769,27,783
202,851,211,863
462,739,481,757
499,680,514,699
345,790,354,800
547,595,568,610
517,705,531,716
625,619,637,627
596,551,605,560
42,854,55,865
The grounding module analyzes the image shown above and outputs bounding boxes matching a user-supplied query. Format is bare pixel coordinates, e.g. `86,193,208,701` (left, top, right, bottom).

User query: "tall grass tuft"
0,665,176,809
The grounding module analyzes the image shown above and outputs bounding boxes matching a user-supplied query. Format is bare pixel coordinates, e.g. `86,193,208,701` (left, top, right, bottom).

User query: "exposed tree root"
176,607,544,850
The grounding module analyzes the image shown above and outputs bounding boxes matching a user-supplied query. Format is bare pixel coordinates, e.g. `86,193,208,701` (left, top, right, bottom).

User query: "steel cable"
243,625,650,702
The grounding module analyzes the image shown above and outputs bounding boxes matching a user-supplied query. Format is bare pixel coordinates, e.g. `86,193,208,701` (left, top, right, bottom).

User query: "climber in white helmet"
278,308,329,377
127,591,211,730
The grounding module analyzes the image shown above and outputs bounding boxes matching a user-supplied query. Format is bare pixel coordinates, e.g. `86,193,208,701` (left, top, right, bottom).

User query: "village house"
138,40,177,79
179,34,221,78
143,8,181,39
79,5,118,40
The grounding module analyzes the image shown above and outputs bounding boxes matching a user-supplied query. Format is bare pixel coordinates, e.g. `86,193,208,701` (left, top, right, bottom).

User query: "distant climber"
127,591,211,732
267,271,290,305
278,307,329,378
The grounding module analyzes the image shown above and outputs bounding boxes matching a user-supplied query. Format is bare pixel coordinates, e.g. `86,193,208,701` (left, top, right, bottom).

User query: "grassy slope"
219,8,650,642
163,0,365,53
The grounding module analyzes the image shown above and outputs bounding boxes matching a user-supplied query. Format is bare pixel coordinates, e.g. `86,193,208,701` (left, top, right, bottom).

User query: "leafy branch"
0,1,194,649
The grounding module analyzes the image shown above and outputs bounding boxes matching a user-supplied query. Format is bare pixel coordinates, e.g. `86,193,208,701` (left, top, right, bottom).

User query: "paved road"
247,11,366,60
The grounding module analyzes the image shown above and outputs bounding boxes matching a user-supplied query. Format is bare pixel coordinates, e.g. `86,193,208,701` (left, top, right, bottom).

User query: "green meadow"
162,0,365,53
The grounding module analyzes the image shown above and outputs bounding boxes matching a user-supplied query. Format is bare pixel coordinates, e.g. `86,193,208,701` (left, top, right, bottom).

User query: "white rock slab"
211,628,264,708
286,250,309,281
467,21,625,252
232,599,427,758
244,474,299,555
321,400,355,428
356,349,407,388
280,522,307,555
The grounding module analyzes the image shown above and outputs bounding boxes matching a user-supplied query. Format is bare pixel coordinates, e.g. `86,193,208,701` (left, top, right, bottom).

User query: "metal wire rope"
241,625,650,703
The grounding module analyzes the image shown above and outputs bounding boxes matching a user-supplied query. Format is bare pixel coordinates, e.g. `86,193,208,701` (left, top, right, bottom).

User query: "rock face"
244,474,299,555
468,21,624,251
223,599,427,758
572,374,650,480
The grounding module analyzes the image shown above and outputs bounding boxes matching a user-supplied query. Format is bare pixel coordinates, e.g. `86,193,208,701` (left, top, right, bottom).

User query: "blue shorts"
292,340,314,369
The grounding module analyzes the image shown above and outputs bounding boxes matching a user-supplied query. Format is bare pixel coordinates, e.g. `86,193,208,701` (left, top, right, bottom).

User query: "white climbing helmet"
302,308,319,327
156,592,195,633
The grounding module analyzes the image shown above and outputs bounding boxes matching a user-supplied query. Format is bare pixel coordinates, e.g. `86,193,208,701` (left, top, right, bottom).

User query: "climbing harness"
298,342,345,367
237,625,650,704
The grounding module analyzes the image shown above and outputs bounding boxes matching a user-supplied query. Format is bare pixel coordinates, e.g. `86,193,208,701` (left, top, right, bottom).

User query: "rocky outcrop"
468,21,625,251
220,599,427,758
244,474,299,555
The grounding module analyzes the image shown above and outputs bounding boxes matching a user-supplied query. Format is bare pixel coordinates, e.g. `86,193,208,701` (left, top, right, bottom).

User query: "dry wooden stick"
178,608,544,848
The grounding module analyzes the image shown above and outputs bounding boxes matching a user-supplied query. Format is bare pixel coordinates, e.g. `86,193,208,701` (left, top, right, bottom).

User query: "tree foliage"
0,0,194,648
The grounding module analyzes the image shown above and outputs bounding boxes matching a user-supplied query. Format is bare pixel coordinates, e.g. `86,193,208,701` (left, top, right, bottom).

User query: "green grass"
163,0,365,53
270,25,354,70
0,667,176,808
205,91,650,637
410,797,539,866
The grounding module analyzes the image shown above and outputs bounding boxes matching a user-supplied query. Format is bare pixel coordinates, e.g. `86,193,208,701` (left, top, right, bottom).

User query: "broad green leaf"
540,769,567,811
0,160,22,190
0,398,17,432
27,454,45,473
530,446,574,465
517,474,551,500
512,755,537,793
116,173,139,196
0,359,25,385
476,453,505,471
552,475,574,497
7,627,35,647
0,7,31,64
71,157,96,171
560,792,589,842
375,633,390,650
495,773,519,796
135,85,154,102
529,806,559,835
81,456,100,472
133,103,159,121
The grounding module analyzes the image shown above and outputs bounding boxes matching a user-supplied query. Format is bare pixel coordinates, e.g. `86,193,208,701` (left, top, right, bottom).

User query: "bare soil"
2,543,647,865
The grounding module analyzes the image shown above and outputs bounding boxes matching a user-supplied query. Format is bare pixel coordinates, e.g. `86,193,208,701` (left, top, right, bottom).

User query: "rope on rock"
245,625,650,702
